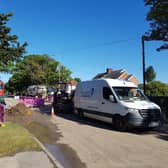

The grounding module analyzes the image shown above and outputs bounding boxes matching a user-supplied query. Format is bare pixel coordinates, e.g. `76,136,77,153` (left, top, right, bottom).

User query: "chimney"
106,68,113,74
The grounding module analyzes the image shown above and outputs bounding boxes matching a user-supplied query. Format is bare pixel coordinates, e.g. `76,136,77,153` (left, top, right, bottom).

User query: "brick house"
93,68,138,86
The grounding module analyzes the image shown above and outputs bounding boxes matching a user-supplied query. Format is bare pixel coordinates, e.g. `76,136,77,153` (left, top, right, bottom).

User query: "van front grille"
139,109,161,120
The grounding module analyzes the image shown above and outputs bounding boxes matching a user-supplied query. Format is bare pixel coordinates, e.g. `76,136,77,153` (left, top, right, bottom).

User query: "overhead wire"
57,37,140,53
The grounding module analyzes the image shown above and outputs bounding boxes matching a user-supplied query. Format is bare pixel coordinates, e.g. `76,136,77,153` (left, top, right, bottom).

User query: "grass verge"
25,121,51,144
0,122,41,157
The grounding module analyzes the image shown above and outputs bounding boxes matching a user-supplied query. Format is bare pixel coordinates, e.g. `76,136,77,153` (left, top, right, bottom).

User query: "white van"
27,85,47,97
74,79,163,130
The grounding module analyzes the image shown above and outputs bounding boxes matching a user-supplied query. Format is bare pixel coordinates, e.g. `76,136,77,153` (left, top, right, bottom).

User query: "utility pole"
142,36,146,94
57,61,61,93
58,62,60,84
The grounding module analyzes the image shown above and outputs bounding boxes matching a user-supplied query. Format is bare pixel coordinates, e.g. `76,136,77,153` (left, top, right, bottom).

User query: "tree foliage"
5,55,72,94
73,77,81,82
144,0,168,51
146,81,168,96
145,65,156,82
0,13,27,72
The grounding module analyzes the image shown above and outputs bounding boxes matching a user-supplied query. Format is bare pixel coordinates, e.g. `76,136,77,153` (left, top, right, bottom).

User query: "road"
5,98,168,168
50,113,168,168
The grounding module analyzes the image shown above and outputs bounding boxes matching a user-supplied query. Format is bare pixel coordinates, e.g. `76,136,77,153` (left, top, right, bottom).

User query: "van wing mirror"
109,95,117,103
109,95,116,102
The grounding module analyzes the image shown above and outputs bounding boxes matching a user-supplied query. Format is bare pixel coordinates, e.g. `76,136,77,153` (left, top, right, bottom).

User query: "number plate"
149,122,159,127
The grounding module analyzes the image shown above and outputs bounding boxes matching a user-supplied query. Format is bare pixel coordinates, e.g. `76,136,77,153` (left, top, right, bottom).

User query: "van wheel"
113,115,127,131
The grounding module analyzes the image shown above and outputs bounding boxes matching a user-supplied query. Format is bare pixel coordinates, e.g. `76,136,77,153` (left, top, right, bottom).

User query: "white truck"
74,79,163,130
27,85,47,97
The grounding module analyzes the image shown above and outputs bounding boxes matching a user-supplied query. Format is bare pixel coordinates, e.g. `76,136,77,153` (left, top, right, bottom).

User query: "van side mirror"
109,95,116,103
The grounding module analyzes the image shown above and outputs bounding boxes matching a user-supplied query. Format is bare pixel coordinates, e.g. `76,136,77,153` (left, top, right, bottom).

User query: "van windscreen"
113,87,147,101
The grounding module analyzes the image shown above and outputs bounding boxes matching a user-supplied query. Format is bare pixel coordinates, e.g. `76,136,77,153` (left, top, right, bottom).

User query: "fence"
148,96,168,122
19,96,45,107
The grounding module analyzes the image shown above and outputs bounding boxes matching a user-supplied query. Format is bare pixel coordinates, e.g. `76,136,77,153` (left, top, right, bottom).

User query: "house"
93,68,138,85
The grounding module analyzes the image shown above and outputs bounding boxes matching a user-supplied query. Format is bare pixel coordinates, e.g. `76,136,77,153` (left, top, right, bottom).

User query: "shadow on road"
38,103,52,115
58,112,168,141
153,126,168,141
37,103,116,131
60,112,116,131
37,104,168,142
128,125,168,141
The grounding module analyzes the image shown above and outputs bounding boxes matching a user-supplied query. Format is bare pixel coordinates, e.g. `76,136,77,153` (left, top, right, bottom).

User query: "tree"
0,13,27,72
73,77,81,82
146,81,168,96
5,73,30,95
138,83,143,90
5,55,72,93
59,64,72,83
145,65,156,82
144,0,168,51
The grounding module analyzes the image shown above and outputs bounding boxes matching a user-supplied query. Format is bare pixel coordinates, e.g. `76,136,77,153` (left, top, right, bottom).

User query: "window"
113,87,146,101
103,87,112,99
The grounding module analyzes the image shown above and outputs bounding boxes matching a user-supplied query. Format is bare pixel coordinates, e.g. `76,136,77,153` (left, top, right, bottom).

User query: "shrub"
146,81,168,96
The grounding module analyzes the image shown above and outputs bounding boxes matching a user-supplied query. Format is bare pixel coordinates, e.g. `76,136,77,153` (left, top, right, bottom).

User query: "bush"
146,81,168,96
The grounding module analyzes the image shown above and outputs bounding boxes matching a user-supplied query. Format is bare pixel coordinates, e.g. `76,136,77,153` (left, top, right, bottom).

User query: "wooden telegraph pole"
142,36,146,94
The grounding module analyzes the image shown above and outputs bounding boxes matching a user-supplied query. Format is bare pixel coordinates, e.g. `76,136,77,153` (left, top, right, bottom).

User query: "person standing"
0,99,6,127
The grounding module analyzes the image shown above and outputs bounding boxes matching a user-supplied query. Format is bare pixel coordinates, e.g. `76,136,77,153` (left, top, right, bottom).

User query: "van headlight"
127,108,139,113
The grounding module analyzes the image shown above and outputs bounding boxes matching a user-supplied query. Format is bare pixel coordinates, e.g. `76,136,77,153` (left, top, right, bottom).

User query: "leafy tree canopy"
0,13,27,72
146,81,168,96
73,77,81,82
144,0,168,51
145,65,156,82
5,55,72,94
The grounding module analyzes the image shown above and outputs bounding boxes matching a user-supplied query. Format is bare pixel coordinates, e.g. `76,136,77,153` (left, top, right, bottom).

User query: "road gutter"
32,136,64,168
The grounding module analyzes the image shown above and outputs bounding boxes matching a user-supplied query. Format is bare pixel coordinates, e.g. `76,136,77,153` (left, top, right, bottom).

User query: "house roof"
125,74,134,80
93,72,106,79
93,68,138,85
93,69,126,79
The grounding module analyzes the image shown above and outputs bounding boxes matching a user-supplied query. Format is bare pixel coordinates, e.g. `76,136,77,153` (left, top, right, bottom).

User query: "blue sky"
0,0,167,83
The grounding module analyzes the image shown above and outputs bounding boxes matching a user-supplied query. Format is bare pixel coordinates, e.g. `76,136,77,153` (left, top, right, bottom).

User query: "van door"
100,87,119,117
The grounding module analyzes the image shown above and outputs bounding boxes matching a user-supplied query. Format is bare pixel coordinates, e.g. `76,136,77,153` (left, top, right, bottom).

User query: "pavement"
0,151,54,168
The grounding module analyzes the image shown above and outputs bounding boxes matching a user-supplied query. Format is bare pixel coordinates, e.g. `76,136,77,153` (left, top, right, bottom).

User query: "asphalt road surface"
50,112,168,168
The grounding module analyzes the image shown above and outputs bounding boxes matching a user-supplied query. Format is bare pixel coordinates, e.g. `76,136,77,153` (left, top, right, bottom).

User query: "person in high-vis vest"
0,99,6,127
